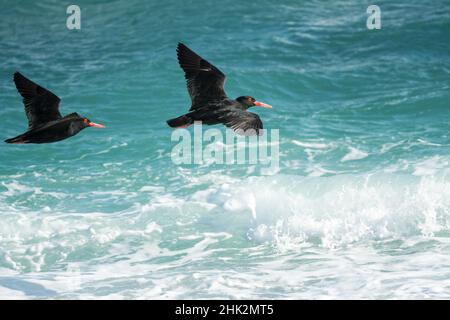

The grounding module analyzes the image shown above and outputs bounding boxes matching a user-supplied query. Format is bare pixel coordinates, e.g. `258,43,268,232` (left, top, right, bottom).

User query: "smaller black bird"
5,72,105,144
167,43,272,135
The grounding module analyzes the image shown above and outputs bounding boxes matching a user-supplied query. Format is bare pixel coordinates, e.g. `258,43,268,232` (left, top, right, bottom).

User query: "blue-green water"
0,0,449,299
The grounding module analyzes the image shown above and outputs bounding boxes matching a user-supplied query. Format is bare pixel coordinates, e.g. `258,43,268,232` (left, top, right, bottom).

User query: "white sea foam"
417,139,443,147
1,170,450,299
189,172,450,249
380,140,406,153
139,186,165,193
413,156,449,176
341,147,369,162
1,181,37,197
306,165,336,177
292,140,329,149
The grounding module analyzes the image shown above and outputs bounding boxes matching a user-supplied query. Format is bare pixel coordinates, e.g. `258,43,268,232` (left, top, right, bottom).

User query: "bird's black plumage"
5,72,104,144
177,43,227,110
168,43,271,135
14,72,62,129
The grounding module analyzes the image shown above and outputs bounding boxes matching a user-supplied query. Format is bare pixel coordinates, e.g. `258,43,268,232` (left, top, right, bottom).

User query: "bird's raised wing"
13,72,62,129
177,43,228,110
220,110,263,136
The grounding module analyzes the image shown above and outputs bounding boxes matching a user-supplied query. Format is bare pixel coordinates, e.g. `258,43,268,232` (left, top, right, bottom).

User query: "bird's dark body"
5,114,87,144
169,99,245,125
167,43,269,135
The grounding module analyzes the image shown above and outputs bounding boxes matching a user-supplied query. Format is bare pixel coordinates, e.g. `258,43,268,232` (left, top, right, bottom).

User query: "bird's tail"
166,115,193,128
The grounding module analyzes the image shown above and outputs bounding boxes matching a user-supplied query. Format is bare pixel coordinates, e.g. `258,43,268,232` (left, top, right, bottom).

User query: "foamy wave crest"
192,170,450,250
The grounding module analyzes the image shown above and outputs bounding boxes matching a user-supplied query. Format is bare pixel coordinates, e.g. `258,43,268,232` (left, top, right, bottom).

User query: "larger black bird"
167,43,272,135
5,72,104,144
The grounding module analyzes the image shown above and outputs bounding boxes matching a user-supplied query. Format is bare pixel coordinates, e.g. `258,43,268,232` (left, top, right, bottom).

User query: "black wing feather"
13,72,62,129
220,110,263,136
177,43,227,110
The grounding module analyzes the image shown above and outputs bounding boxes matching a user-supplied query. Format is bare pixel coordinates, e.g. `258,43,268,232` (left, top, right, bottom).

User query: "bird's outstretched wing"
177,43,227,110
13,72,62,129
220,110,263,136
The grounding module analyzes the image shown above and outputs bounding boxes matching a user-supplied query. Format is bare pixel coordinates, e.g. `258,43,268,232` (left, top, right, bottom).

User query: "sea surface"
0,0,449,299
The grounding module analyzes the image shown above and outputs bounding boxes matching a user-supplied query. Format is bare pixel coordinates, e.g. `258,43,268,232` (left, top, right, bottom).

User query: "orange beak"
88,122,105,128
254,101,273,109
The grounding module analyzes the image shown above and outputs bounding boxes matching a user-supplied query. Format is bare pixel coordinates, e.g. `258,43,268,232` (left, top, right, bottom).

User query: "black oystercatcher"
5,72,105,144
167,43,272,135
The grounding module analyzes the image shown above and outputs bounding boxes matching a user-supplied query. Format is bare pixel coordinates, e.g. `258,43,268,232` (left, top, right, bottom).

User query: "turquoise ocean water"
0,0,449,299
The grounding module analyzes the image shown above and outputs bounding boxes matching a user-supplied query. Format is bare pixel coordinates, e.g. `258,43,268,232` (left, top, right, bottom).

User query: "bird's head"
67,116,105,136
236,96,272,110
66,113,105,135
82,117,105,129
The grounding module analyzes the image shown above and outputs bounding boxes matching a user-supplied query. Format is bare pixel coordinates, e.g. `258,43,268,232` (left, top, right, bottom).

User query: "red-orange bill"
88,122,105,128
254,101,273,109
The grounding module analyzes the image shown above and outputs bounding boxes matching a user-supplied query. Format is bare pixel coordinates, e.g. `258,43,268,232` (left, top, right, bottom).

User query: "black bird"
167,43,272,135
5,72,104,144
